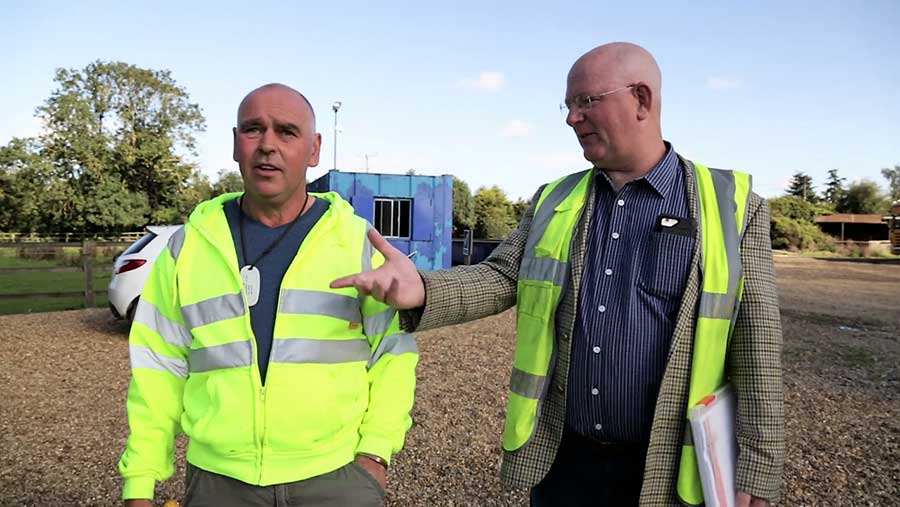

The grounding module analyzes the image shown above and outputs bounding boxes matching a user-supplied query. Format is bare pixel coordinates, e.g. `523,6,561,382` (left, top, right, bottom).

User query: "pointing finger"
367,228,404,261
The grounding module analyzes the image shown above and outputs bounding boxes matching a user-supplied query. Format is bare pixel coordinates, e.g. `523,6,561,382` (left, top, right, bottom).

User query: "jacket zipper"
258,384,267,483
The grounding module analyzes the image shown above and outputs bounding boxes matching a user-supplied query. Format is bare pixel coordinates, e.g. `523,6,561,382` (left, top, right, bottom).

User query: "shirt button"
595,423,603,431
598,305,606,313
592,346,601,354
611,232,620,239
617,199,625,207
604,268,613,276
591,388,599,395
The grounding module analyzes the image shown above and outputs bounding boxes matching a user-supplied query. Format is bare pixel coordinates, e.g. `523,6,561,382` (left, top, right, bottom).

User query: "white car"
108,225,182,321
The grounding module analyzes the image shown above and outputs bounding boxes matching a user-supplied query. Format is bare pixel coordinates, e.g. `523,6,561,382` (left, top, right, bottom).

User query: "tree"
474,185,516,239
512,197,531,223
0,60,207,233
882,164,900,202
841,180,890,214
451,177,476,236
212,169,244,195
822,169,846,208
786,171,817,202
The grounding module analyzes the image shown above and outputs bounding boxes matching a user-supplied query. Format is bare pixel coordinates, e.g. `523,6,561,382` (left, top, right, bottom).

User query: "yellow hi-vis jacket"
118,191,418,500
504,163,750,504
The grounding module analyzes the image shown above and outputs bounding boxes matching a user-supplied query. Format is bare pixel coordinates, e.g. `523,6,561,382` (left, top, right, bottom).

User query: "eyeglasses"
560,84,636,115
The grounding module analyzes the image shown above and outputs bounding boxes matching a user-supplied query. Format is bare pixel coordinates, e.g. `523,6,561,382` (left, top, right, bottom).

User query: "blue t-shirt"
224,196,330,384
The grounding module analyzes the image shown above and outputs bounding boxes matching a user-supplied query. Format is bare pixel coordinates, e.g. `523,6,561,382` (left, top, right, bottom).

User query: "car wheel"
126,298,140,323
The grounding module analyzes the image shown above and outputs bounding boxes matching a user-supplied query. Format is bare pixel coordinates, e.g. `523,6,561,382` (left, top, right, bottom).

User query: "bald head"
570,42,662,118
237,83,316,131
565,42,667,178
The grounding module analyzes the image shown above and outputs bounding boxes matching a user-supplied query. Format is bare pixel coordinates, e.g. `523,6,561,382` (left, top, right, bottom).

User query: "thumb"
367,227,403,260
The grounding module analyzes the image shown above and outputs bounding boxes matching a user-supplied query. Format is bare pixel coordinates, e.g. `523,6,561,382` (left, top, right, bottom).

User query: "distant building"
308,170,453,270
814,214,889,242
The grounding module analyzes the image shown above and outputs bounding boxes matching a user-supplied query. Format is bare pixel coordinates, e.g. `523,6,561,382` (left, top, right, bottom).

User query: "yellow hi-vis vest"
503,163,751,505
119,191,418,501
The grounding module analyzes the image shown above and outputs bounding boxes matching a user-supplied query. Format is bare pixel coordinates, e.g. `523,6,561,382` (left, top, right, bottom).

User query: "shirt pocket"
638,230,695,300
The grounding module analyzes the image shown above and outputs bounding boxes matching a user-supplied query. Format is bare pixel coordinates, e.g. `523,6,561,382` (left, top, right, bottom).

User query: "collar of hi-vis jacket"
185,190,357,258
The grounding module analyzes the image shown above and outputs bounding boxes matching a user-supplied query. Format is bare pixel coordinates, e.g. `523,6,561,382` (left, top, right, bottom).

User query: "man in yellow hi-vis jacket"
119,83,418,507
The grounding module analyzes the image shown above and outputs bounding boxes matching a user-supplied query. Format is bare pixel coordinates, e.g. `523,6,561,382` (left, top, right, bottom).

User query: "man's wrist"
357,452,388,469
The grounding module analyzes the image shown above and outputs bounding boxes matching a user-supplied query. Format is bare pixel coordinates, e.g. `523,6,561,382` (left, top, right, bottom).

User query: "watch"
358,452,389,469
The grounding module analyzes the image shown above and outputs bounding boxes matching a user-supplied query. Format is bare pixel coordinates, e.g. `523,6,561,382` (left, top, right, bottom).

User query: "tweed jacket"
403,157,784,506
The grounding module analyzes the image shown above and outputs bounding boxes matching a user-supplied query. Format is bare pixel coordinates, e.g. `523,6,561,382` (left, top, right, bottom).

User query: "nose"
565,107,583,127
257,128,276,155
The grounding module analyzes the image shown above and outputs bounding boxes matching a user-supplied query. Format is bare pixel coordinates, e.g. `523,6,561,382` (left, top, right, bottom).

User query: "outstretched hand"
736,492,770,507
330,228,426,309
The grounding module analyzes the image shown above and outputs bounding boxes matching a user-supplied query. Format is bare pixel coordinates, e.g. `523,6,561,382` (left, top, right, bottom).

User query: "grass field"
0,247,119,315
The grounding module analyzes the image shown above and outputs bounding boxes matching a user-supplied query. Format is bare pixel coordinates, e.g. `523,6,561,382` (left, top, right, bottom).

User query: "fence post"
82,240,95,308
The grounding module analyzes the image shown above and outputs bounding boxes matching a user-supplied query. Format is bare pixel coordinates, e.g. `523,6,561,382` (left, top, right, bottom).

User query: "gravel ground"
1,256,898,506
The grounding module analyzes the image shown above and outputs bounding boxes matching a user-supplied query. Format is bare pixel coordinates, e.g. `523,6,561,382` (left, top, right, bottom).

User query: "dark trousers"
530,429,649,507
183,461,384,507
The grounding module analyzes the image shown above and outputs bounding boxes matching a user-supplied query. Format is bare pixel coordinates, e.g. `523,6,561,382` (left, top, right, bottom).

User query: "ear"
308,133,322,167
634,83,653,121
232,127,239,162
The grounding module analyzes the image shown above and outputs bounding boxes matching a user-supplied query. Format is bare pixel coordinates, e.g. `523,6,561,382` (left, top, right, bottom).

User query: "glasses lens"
559,102,569,115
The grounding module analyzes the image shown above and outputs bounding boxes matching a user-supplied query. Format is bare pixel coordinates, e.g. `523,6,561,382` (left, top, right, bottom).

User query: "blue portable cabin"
308,170,453,270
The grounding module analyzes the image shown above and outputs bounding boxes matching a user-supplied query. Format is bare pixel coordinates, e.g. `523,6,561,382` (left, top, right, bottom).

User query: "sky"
2,0,898,200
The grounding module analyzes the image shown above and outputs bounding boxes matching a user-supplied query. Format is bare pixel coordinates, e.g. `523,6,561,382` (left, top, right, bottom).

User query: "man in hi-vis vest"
333,43,783,506
120,84,418,507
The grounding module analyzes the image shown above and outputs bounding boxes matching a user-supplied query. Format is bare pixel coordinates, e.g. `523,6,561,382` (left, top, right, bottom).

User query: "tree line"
3,60,897,248
769,168,900,251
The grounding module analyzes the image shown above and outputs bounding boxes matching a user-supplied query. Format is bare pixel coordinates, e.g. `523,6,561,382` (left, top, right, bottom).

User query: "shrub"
771,216,836,252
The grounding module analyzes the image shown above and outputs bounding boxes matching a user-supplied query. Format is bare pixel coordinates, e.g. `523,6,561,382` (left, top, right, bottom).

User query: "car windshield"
123,232,157,255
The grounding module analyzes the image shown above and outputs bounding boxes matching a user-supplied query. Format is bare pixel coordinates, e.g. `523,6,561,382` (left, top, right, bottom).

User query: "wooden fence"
0,240,131,307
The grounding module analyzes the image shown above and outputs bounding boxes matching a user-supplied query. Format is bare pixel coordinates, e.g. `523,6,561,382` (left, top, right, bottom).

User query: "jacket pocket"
265,363,367,452
182,372,256,455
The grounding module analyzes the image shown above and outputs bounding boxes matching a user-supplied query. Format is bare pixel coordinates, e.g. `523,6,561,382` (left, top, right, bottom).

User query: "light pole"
332,101,342,170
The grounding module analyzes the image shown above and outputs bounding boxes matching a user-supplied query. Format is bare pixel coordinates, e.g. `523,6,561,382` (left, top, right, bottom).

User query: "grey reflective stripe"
280,289,362,323
364,308,397,336
368,333,417,368
698,291,736,320
181,293,245,329
510,367,545,399
189,340,253,372
167,225,186,261
130,344,188,378
271,338,370,364
519,256,568,286
524,170,590,255
707,169,743,322
740,175,753,239
362,226,374,272
683,426,694,446
133,299,192,348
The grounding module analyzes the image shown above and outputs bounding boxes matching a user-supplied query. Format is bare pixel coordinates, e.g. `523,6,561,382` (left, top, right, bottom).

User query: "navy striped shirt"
566,143,694,443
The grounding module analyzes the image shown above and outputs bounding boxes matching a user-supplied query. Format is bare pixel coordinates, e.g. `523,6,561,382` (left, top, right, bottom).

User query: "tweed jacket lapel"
637,156,704,505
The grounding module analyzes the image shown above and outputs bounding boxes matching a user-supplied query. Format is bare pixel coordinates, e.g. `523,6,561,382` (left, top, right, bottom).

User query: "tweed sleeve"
728,194,785,502
400,186,544,332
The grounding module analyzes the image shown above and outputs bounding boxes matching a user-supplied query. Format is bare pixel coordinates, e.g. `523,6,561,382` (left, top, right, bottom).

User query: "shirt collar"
641,141,680,199
595,141,680,199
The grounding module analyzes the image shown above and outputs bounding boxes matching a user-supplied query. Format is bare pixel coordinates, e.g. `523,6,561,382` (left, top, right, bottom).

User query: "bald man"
333,43,784,506
119,83,419,507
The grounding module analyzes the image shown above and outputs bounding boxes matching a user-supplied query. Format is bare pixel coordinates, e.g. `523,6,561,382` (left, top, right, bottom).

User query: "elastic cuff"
122,476,156,500
356,434,394,465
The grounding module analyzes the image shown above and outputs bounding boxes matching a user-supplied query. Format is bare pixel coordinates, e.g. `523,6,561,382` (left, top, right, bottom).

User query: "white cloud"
706,76,743,91
458,71,505,92
500,120,535,138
